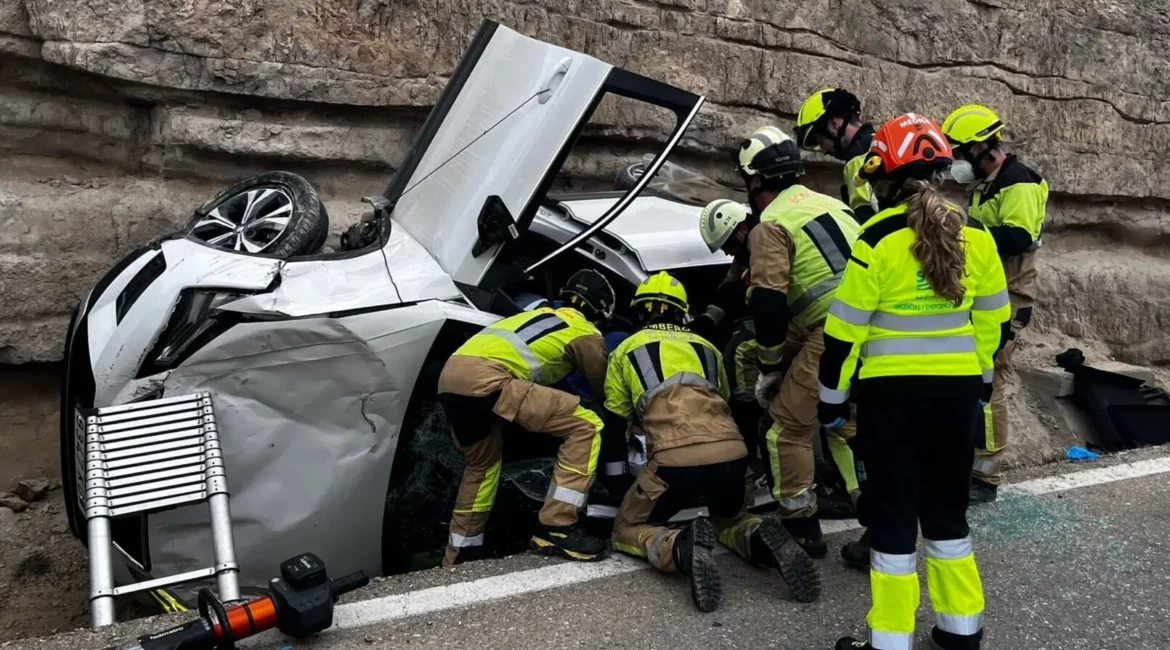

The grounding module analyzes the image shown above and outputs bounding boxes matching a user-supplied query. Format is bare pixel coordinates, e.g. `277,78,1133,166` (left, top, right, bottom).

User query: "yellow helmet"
737,126,803,178
698,199,750,253
794,88,862,151
631,271,689,315
941,104,1005,145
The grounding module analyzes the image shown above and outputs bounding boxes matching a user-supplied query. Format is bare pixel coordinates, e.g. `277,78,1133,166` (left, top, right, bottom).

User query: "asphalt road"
286,454,1170,650
8,451,1170,650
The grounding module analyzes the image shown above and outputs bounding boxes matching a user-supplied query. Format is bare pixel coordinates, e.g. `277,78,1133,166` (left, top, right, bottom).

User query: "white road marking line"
329,454,1170,632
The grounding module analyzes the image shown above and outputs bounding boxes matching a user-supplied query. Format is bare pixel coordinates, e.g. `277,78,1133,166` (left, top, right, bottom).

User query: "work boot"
781,517,829,558
673,517,722,612
750,518,822,603
530,524,608,562
834,638,872,649
968,478,998,505
840,529,871,571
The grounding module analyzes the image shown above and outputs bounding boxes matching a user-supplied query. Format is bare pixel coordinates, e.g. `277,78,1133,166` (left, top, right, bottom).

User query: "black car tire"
613,162,646,191
186,171,328,258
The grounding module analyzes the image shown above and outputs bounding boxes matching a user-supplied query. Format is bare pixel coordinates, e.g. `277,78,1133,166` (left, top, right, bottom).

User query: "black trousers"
649,456,751,522
854,388,980,555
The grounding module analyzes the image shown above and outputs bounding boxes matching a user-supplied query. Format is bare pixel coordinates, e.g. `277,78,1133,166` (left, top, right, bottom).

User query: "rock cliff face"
2,0,1168,375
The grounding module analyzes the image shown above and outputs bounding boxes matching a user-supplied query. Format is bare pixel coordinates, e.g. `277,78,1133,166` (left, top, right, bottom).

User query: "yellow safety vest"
604,323,729,422
759,184,861,327
453,307,601,385
819,203,1012,402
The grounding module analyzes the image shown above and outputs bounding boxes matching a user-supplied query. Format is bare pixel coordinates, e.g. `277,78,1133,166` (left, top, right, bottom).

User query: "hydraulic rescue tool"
102,553,368,650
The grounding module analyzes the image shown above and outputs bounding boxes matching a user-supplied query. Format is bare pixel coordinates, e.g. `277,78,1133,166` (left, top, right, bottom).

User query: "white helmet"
699,199,750,253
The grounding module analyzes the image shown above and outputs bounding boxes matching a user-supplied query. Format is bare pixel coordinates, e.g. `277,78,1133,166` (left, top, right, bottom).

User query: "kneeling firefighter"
604,272,821,612
820,113,1010,650
437,270,616,566
713,125,865,561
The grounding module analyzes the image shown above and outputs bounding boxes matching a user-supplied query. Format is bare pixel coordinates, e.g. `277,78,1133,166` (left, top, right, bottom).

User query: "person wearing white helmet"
695,126,865,560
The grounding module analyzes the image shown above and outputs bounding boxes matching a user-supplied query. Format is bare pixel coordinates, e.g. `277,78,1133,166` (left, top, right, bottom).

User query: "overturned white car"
60,20,765,603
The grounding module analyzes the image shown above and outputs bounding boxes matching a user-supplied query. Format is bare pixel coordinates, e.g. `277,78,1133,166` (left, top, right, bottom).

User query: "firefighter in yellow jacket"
818,113,1011,650
795,88,880,224
437,270,615,566
605,272,820,612
942,104,1050,504
702,125,864,560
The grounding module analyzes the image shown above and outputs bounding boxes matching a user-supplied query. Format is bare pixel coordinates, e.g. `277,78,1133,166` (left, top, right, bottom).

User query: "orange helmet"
856,113,952,184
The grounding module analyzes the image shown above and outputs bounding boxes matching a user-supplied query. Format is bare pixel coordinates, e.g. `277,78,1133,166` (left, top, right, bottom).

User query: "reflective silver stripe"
972,458,1000,476
982,368,994,382
758,345,784,365
818,381,849,405
972,288,1009,311
646,527,670,570
636,372,718,417
482,327,543,382
631,344,660,390
870,551,916,575
936,612,983,635
790,272,843,315
863,335,976,357
868,630,913,650
603,461,626,476
697,344,718,382
828,300,873,326
871,310,970,332
925,537,973,560
776,489,816,514
804,218,849,273
515,315,564,343
449,532,484,548
551,485,587,508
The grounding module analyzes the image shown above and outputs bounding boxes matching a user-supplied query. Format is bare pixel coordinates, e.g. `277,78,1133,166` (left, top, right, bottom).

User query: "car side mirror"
472,195,519,257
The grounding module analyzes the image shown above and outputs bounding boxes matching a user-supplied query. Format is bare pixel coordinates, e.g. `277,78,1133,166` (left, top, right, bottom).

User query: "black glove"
981,382,994,406
817,400,851,429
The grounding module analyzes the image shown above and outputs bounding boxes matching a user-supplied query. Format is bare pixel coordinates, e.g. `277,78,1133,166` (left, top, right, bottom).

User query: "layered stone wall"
2,0,1168,367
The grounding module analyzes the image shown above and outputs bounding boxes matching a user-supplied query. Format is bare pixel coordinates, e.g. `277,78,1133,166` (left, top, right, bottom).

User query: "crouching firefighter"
604,272,821,612
437,270,616,566
723,126,865,560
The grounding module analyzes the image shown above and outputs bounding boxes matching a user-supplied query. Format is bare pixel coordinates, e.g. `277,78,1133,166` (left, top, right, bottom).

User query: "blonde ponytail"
905,179,967,306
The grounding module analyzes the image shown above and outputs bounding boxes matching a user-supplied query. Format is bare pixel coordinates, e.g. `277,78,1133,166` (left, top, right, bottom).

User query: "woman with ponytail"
814,114,1011,650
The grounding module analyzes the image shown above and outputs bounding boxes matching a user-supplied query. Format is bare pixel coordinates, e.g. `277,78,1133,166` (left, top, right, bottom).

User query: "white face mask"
950,160,977,184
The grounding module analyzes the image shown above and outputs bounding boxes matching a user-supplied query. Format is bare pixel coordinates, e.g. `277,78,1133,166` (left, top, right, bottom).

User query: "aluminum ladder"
78,391,240,627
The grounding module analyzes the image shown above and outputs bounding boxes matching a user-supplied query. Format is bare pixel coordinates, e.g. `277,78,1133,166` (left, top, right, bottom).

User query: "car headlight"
138,289,247,376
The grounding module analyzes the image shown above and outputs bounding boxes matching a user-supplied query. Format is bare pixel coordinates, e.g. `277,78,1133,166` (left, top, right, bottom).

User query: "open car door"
384,19,704,289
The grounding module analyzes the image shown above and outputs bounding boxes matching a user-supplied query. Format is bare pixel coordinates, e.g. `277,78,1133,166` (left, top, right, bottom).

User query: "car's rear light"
137,289,245,377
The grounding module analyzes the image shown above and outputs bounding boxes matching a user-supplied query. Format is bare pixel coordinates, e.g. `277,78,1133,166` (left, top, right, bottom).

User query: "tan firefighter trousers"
762,325,858,518
437,355,603,566
613,440,764,572
974,304,1029,485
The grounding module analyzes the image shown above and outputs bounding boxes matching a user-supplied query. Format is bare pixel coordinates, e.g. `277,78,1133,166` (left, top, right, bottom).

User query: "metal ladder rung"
96,419,207,443
107,483,207,510
96,440,207,463
104,464,206,489
108,491,209,517
107,474,208,499
91,400,209,424
112,567,217,597
98,427,208,451
92,392,207,415
92,411,207,434
101,456,209,479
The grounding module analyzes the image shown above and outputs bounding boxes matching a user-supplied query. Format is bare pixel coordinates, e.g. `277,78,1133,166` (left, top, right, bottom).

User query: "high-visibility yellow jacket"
748,184,859,369
604,323,740,456
452,307,608,395
967,154,1049,307
840,123,878,224
816,202,1012,403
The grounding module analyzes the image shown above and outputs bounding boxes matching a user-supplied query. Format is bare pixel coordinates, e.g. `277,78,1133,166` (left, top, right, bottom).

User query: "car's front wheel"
185,171,328,258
